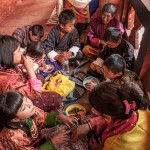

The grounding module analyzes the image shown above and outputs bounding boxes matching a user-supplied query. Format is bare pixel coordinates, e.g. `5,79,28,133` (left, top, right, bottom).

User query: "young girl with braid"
72,82,150,150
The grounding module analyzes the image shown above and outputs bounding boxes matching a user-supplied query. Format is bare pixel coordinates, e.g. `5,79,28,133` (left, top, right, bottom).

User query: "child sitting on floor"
25,41,54,73
0,91,89,150
43,9,82,67
72,82,150,150
103,54,144,96
86,54,144,96
12,24,44,48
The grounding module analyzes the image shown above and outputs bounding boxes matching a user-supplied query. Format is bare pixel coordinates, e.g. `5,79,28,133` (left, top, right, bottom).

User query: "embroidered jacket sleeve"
0,68,42,100
35,107,58,150
89,116,107,136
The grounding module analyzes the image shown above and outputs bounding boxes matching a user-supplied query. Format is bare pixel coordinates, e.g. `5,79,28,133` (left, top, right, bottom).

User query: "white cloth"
93,58,104,67
68,46,79,57
68,0,91,8
47,50,58,62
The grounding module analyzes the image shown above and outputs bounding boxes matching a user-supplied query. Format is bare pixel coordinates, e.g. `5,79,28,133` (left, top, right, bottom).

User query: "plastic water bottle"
62,60,69,74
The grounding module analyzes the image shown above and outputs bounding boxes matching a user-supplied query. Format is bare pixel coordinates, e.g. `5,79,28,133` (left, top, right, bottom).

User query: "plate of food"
65,104,86,117
83,76,99,91
42,64,54,73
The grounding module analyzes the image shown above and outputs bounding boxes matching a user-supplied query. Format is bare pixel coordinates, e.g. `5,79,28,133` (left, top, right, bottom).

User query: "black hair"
102,3,117,17
0,35,19,71
89,82,147,120
26,41,44,58
0,91,31,136
103,27,121,43
59,9,76,26
29,24,44,38
103,54,126,74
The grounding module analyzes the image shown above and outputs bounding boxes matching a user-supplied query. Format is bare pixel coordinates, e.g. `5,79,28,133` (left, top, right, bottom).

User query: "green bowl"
83,76,100,90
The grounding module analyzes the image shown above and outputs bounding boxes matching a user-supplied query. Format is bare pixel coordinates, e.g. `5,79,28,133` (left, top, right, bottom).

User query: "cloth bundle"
42,74,75,97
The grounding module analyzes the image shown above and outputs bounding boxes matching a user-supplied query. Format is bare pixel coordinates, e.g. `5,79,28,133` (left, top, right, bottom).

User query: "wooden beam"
129,0,150,74
129,0,149,27
134,28,150,74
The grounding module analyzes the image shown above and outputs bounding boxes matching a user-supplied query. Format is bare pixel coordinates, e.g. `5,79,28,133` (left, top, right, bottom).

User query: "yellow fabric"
103,109,150,150
42,74,75,97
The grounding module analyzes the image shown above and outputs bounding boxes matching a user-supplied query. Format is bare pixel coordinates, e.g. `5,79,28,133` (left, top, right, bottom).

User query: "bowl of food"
83,76,99,91
42,64,54,73
65,104,86,118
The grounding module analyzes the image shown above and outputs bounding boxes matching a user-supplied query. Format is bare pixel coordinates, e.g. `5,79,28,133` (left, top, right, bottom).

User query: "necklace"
21,118,38,139
30,120,38,139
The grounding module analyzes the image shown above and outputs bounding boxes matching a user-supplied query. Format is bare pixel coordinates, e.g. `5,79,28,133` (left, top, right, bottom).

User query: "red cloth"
91,38,100,48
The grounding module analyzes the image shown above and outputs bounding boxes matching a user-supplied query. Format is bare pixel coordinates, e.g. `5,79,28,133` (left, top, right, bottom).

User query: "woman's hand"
21,55,36,78
22,55,34,70
71,124,90,141
58,114,78,128
51,130,70,145
89,135,102,150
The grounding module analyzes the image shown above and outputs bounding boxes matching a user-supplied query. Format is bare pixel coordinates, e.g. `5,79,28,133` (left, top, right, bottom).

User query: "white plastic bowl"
68,0,91,8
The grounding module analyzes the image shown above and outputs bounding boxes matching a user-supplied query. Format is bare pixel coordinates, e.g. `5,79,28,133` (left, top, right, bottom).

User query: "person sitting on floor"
83,3,124,59
72,82,150,150
25,41,53,73
103,54,144,96
0,91,78,150
12,24,44,48
43,9,82,67
0,35,62,112
89,27,133,75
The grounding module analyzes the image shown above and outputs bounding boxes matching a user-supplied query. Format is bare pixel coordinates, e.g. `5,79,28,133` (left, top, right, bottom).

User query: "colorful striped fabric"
33,92,63,112
64,0,90,24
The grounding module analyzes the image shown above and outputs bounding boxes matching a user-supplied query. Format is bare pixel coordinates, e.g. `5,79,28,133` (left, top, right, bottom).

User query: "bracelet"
86,121,92,131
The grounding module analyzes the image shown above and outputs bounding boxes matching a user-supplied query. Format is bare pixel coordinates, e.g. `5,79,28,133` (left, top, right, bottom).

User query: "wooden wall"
0,0,22,23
